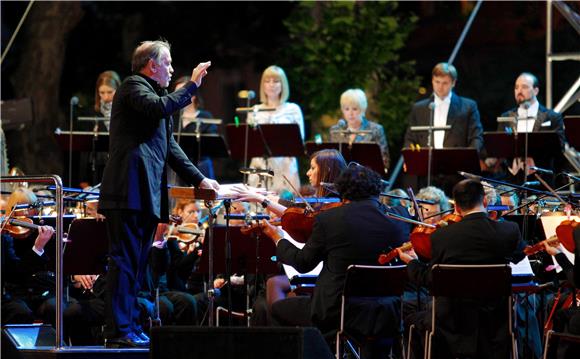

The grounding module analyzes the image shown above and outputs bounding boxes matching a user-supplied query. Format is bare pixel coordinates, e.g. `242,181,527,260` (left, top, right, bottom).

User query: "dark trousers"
102,210,158,338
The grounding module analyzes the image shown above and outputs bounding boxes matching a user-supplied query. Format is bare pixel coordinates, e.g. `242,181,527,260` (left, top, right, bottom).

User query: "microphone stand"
68,100,76,188
427,103,435,187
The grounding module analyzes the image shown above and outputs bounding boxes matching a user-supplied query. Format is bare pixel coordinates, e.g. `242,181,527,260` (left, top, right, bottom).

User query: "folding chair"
336,264,407,359
425,264,517,359
542,330,580,359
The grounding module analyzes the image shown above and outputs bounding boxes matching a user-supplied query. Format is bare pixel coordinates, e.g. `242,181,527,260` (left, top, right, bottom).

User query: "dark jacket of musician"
406,182,526,358
98,74,205,221
403,93,484,152
276,166,410,336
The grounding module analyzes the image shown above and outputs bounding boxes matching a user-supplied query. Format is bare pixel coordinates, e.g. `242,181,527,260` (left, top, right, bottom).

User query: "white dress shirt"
516,100,539,133
433,92,452,149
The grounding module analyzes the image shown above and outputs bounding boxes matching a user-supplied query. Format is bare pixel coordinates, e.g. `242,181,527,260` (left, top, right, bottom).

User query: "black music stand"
175,133,230,162
53,131,109,153
401,148,480,176
62,218,108,275
225,123,304,161
564,116,580,148
483,131,561,159
198,225,278,275
305,141,385,175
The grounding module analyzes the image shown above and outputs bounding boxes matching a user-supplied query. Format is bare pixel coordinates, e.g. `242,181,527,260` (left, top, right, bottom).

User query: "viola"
0,216,42,239
280,201,343,243
378,213,462,264
555,219,578,253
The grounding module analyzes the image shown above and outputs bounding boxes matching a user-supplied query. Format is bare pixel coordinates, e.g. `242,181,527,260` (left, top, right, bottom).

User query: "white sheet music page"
280,229,323,278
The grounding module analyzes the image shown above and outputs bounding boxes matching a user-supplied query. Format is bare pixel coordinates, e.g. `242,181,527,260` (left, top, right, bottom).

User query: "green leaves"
281,1,420,162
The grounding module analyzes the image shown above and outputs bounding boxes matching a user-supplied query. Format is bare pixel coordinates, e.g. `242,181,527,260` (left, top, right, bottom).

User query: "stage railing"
1,175,64,349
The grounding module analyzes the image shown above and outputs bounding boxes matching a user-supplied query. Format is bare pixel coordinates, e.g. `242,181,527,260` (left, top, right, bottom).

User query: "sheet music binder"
305,141,385,175
401,147,480,176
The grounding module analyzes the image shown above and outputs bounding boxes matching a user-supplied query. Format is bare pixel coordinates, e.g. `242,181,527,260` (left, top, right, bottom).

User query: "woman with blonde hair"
246,65,304,193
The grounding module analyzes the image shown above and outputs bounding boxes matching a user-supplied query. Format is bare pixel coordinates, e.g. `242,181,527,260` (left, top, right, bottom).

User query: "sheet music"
510,256,534,277
281,229,323,278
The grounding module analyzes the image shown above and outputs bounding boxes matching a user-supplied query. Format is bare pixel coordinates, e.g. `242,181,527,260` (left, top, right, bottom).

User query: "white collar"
434,92,452,104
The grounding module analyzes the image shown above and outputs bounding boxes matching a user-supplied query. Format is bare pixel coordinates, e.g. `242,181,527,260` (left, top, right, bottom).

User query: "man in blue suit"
98,39,219,347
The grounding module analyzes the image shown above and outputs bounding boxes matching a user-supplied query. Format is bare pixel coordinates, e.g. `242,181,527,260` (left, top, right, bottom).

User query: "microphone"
223,214,271,221
428,102,435,111
70,96,79,106
13,200,56,210
522,181,541,187
458,171,482,180
529,166,554,175
337,119,347,128
562,172,580,181
238,90,256,100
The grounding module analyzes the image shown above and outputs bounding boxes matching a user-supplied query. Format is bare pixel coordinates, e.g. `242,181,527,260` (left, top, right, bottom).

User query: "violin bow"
281,174,315,213
407,187,424,223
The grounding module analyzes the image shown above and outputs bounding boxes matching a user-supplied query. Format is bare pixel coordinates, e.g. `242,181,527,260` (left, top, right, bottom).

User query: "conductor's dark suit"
273,199,410,338
99,74,205,339
404,94,483,152
406,212,525,359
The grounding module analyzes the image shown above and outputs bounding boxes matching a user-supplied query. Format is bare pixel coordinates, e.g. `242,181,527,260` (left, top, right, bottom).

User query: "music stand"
305,141,386,175
53,130,109,153
484,131,561,159
564,116,580,148
175,133,229,162
62,218,108,275
401,148,480,176
0,98,33,130
226,123,304,160
198,225,278,275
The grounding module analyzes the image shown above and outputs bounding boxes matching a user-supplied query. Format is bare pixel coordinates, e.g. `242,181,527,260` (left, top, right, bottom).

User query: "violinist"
1,187,55,325
542,226,580,358
235,149,346,325
397,179,526,359
416,186,451,225
259,165,410,358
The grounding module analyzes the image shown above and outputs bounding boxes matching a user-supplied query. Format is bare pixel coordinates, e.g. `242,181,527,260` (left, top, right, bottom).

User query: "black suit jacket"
407,212,525,357
404,94,483,152
497,103,565,150
99,74,205,220
276,199,410,332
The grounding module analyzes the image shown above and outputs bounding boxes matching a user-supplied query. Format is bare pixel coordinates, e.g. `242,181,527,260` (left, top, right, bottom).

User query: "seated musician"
1,187,56,325
397,179,526,359
235,149,346,325
542,226,580,358
259,165,410,358
416,186,451,226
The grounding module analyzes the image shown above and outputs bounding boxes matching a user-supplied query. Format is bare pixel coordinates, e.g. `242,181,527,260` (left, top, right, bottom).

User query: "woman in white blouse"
246,65,304,194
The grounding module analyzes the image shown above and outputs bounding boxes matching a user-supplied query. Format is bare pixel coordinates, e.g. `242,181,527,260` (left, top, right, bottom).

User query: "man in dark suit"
260,165,410,358
404,63,483,152
494,72,565,182
398,179,525,359
403,63,483,195
98,39,219,347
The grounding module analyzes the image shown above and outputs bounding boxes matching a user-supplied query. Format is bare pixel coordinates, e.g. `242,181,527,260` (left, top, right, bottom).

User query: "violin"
523,235,560,256
280,201,343,243
378,213,462,264
0,216,42,239
520,219,577,256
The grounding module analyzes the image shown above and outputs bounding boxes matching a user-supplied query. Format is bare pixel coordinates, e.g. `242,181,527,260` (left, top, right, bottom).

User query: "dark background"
1,1,578,186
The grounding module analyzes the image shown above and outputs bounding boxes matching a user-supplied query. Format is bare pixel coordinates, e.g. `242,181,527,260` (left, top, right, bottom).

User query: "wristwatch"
261,198,271,209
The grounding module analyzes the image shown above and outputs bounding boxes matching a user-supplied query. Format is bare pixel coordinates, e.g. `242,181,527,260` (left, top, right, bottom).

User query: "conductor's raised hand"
190,61,211,87
199,178,220,191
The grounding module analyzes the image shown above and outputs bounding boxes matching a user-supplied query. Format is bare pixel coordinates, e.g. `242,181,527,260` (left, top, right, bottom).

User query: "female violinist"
234,149,346,325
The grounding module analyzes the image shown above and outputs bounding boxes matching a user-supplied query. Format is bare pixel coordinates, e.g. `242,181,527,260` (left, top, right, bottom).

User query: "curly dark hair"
335,165,383,201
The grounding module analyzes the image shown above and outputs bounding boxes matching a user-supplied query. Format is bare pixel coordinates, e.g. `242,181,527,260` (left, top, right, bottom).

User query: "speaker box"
150,326,334,359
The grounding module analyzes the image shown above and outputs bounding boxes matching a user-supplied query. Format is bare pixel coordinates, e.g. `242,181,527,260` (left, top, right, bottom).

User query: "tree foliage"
281,1,420,165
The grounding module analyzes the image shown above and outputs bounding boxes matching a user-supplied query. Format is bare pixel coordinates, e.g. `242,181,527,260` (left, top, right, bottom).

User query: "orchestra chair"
542,330,580,359
335,264,407,359
424,264,516,359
